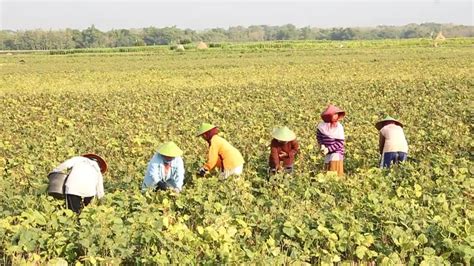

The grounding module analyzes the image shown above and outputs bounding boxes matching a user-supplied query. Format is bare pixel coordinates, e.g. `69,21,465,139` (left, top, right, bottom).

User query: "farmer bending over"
376,116,408,168
196,123,245,179
50,153,106,214
142,141,185,193
269,126,299,175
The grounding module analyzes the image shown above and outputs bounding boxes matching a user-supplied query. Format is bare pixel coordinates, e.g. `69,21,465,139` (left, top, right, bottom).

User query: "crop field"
0,39,473,264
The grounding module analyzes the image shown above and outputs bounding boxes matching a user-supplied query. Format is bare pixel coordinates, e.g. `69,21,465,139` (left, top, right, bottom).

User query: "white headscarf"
317,122,345,140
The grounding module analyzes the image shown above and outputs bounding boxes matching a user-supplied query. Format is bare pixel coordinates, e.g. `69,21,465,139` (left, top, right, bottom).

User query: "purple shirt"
316,122,345,157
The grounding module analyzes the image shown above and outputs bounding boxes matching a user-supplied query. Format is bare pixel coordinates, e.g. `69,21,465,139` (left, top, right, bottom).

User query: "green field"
0,39,473,264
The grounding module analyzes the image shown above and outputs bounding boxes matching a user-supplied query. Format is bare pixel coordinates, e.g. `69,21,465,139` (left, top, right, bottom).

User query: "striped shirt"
316,122,345,158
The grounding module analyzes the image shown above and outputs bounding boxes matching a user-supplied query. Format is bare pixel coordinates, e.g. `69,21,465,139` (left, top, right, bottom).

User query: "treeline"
1,23,472,50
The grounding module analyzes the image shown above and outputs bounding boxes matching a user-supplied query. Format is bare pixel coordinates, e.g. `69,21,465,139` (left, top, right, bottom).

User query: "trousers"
66,194,93,214
380,152,407,168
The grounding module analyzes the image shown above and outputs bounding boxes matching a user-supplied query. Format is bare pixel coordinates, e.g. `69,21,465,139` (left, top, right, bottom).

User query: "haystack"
435,31,446,41
196,41,208,50
176,44,185,52
433,31,446,47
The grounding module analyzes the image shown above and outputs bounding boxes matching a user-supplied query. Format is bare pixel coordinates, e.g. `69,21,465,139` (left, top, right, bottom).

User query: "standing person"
142,141,185,193
196,123,245,179
376,116,408,168
269,126,299,175
316,105,346,176
50,154,107,214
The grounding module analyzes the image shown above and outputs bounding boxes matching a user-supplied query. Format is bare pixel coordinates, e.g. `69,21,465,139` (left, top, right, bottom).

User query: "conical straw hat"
157,141,183,157
272,126,296,141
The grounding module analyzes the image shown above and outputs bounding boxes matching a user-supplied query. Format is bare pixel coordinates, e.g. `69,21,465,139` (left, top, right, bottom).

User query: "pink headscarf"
321,105,345,128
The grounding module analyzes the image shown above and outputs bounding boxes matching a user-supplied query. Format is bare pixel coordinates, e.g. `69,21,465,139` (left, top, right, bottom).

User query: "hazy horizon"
1,0,473,31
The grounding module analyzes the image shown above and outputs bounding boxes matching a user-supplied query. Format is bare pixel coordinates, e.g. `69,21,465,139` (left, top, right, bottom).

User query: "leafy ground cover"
0,39,472,264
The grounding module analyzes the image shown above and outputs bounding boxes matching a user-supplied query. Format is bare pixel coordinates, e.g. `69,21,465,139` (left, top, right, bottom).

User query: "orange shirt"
204,135,244,171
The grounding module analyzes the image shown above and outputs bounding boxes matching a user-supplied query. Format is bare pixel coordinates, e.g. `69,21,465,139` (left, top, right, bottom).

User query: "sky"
0,0,472,31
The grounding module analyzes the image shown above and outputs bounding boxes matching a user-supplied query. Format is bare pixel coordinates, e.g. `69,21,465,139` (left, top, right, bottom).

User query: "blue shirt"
141,154,185,192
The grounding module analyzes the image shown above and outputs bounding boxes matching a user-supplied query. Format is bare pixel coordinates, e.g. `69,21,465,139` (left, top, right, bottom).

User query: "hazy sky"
1,0,472,31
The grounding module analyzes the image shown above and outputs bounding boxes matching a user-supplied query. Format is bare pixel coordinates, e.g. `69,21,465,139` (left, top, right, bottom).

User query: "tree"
0,23,473,51
299,26,315,40
248,26,265,41
142,26,182,45
329,28,355,40
81,25,105,48
108,29,138,47
199,28,228,42
276,24,298,40
228,26,247,42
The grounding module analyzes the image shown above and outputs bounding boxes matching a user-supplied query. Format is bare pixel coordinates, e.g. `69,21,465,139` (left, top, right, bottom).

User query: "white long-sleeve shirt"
52,156,105,198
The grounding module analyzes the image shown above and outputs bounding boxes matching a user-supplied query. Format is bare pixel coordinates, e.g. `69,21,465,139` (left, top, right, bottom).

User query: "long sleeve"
326,138,345,153
203,136,244,170
142,155,164,191
269,140,280,168
174,158,185,191
96,172,105,199
52,157,81,173
316,129,323,146
281,140,298,167
61,157,105,198
316,129,345,155
204,138,220,171
148,160,163,185
288,140,299,158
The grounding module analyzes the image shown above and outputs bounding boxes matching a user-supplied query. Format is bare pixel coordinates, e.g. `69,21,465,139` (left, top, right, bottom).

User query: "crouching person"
142,141,185,193
50,153,107,214
196,123,244,179
269,126,299,175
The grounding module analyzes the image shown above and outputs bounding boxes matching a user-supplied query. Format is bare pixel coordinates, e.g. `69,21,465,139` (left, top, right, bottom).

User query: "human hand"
279,151,288,158
197,167,208,177
320,145,329,155
156,181,168,190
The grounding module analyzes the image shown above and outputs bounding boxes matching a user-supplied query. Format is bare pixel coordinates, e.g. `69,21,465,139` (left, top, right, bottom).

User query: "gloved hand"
156,181,168,191
320,145,329,155
197,167,208,177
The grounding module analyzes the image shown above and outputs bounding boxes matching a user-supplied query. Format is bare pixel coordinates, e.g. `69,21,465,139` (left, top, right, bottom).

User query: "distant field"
0,39,472,264
1,37,472,55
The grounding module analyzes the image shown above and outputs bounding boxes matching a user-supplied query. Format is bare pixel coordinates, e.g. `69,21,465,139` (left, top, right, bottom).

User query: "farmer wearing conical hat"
196,123,244,179
142,141,185,192
376,116,408,168
316,105,346,176
269,126,299,175
50,153,107,214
